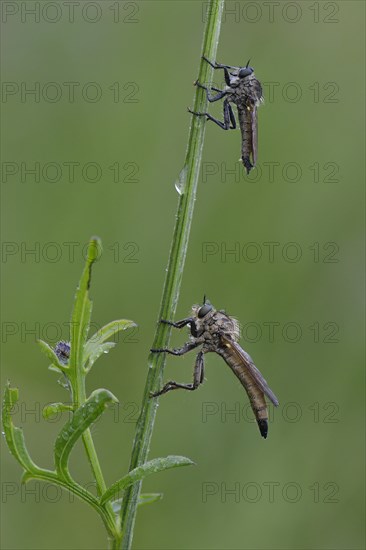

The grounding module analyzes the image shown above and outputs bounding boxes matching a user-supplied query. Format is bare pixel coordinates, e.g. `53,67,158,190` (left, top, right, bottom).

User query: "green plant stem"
120,1,225,548
74,370,120,539
72,367,105,494
109,536,122,550
78,383,106,494
30,470,116,536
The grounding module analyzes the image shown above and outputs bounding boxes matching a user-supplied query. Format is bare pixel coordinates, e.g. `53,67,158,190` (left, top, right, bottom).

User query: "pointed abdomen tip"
258,419,268,439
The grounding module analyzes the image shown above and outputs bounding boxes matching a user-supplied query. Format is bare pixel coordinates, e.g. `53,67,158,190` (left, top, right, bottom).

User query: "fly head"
190,298,216,340
238,66,254,79
197,296,213,318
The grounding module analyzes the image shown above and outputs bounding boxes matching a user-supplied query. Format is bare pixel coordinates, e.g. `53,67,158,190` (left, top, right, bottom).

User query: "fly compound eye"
239,67,253,78
198,303,213,318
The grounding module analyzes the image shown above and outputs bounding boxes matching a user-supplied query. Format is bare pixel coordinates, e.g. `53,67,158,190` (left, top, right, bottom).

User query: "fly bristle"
257,419,268,439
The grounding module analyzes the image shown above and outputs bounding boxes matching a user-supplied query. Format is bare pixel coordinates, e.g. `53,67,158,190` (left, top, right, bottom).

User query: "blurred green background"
1,1,364,549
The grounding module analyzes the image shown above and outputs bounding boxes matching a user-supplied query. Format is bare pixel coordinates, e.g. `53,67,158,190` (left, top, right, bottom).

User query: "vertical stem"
68,239,120,540
120,1,225,548
77,372,119,538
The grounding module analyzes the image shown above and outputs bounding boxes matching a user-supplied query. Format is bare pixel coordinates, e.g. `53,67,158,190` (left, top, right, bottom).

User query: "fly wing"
251,105,258,166
251,77,263,103
221,334,279,406
250,78,262,167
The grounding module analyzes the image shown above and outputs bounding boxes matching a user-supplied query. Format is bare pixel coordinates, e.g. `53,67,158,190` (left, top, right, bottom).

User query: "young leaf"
100,456,194,505
138,493,163,507
69,237,101,373
43,403,74,420
38,340,68,372
2,383,43,474
48,364,63,374
111,493,162,514
54,388,118,481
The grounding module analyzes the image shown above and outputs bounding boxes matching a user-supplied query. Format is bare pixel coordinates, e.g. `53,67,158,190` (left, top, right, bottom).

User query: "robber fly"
151,298,279,439
189,56,263,175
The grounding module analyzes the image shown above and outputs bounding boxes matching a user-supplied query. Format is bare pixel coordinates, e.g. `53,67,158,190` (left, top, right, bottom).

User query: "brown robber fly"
151,298,279,439
189,56,263,175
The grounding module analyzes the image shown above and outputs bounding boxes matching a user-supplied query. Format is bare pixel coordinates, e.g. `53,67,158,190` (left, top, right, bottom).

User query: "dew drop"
174,164,188,195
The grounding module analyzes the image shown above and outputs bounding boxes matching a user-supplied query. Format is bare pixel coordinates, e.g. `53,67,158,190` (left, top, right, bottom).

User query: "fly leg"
159,318,195,329
158,317,199,337
211,86,224,92
202,55,237,86
150,351,205,397
227,101,237,129
202,55,238,70
188,99,236,130
194,80,227,102
150,341,199,356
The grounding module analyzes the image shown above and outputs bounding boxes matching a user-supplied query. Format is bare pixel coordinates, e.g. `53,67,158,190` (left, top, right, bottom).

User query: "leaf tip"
87,236,102,263
3,382,19,404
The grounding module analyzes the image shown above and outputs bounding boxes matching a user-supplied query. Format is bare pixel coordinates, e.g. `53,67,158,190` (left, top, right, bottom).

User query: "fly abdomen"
219,346,269,438
257,418,268,439
238,108,254,174
254,405,269,439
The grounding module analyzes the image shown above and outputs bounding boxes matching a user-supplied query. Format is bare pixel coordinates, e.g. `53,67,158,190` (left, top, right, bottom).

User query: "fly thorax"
202,329,215,342
192,306,215,334
214,311,240,342
246,73,256,83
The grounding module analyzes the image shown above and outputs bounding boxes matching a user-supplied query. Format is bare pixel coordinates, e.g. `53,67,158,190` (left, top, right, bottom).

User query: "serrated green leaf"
84,319,137,371
69,237,101,374
100,456,194,505
43,403,73,420
84,342,116,373
38,340,68,372
2,383,41,474
54,388,117,480
86,319,137,350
